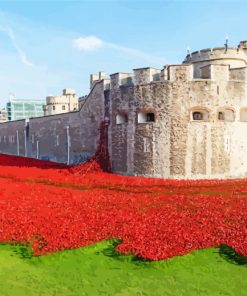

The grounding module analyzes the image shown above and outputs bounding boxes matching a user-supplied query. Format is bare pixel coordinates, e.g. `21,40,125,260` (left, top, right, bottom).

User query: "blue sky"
0,0,247,107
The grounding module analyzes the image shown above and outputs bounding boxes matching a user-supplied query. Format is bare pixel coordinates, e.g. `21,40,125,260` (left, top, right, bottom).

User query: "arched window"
240,108,247,122
116,113,128,125
138,112,155,123
190,108,209,121
217,108,235,122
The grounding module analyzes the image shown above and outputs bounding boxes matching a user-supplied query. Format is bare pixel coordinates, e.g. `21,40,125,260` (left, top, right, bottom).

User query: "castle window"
143,137,152,152
138,112,155,123
116,113,128,125
192,112,203,120
53,106,55,111
240,108,247,122
218,108,234,122
191,109,209,121
55,135,59,146
91,115,95,123
146,113,155,122
218,112,224,120
62,105,65,110
9,135,15,143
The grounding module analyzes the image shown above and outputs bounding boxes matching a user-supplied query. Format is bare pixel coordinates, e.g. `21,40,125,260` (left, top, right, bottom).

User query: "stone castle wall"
0,119,26,156
168,64,247,179
0,81,105,164
109,72,171,178
108,60,247,179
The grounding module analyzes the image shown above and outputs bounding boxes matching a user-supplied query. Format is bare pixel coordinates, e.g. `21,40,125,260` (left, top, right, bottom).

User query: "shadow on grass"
102,240,247,266
0,242,34,259
219,245,247,265
13,244,34,259
100,239,152,264
1,240,247,267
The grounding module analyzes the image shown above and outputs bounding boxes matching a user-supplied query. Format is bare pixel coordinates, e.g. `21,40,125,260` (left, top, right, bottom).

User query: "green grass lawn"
0,240,246,296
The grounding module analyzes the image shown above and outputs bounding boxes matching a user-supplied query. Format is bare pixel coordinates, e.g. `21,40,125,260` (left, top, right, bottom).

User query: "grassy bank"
0,240,246,296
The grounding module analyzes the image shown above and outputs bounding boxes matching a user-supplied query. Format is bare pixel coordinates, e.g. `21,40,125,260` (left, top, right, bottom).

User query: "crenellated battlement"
105,65,193,89
96,42,247,90
109,72,134,89
101,62,247,91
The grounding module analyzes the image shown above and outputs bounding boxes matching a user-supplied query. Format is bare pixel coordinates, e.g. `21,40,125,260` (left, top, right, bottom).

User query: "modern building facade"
7,99,45,121
43,88,79,116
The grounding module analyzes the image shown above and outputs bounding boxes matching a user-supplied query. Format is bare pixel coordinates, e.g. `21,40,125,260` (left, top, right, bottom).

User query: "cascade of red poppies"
68,120,111,175
94,120,111,172
0,154,246,261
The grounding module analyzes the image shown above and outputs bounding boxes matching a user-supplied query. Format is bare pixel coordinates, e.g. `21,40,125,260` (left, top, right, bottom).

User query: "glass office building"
6,99,45,121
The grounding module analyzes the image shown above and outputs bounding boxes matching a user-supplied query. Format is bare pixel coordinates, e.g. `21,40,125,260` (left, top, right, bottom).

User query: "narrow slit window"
218,112,224,120
56,135,59,146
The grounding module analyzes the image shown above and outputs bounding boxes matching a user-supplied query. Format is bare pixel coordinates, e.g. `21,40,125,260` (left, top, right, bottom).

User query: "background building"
43,88,78,116
0,109,7,123
7,99,45,121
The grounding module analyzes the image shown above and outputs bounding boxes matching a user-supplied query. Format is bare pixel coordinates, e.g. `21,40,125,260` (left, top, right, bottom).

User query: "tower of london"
1,40,247,179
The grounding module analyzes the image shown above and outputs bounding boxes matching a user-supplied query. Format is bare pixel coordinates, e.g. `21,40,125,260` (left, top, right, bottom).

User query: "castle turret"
183,42,247,78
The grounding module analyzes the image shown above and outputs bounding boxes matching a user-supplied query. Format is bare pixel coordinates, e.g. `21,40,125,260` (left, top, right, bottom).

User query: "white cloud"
72,35,103,51
105,42,165,65
73,35,165,65
0,25,34,67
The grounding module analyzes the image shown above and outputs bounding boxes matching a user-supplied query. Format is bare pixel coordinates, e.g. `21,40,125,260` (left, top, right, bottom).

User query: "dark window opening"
218,109,234,121
193,111,203,120
62,105,65,110
218,111,224,120
146,113,155,122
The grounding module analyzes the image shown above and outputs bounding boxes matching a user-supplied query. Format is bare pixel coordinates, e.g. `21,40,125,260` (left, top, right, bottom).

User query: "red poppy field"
0,154,246,261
